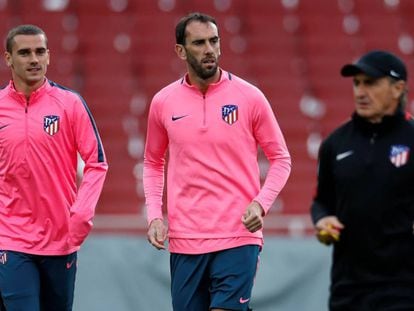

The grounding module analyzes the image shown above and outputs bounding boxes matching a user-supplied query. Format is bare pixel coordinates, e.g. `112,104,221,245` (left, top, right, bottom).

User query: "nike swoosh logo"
239,297,250,304
66,260,76,269
336,150,354,161
172,115,188,121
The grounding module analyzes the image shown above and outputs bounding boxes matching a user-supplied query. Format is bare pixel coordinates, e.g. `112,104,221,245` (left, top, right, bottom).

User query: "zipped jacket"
311,110,414,308
0,79,108,255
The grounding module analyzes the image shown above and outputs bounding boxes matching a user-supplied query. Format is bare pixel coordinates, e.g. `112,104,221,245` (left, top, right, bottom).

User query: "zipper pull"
370,132,377,144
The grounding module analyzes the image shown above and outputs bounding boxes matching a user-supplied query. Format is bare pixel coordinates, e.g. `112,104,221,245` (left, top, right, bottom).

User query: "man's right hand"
315,216,344,245
147,218,167,250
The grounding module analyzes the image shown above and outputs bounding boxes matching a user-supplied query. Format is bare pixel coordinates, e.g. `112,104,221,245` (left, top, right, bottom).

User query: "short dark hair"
5,24,47,53
175,12,217,45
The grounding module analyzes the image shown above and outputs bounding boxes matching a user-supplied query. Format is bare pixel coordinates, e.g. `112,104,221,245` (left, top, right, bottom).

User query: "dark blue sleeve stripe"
49,80,105,163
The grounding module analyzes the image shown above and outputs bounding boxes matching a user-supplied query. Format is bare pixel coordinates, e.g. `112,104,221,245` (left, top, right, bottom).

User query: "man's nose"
29,52,39,63
205,42,214,53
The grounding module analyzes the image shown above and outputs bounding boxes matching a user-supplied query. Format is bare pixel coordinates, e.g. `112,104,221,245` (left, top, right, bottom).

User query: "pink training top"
0,79,108,255
143,70,291,254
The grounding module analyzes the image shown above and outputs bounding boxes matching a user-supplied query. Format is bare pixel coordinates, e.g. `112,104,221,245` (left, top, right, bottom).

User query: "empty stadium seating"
1,0,412,235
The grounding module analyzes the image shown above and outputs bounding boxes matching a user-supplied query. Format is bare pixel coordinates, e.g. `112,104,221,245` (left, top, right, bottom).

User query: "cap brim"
341,63,384,78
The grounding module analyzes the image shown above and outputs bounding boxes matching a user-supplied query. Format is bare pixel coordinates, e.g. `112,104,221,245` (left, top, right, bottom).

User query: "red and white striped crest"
390,145,410,168
222,105,238,125
0,251,7,264
44,115,60,136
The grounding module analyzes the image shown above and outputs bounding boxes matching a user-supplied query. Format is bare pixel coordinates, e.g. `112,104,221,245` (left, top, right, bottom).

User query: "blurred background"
1,0,414,310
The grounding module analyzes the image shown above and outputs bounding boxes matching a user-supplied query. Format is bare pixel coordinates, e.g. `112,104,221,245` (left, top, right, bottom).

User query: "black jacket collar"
352,108,405,134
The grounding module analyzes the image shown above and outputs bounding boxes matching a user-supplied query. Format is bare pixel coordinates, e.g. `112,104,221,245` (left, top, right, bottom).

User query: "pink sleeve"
252,92,291,214
143,97,169,225
69,96,108,247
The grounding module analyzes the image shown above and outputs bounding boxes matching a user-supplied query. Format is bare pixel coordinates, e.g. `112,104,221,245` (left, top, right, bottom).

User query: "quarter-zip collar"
180,69,230,95
352,108,405,136
7,78,51,105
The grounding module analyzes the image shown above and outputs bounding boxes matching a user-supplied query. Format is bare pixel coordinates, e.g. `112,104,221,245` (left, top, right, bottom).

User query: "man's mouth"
203,58,215,65
27,67,41,72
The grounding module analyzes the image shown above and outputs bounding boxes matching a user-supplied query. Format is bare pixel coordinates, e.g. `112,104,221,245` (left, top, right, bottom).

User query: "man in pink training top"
0,25,108,310
143,12,291,311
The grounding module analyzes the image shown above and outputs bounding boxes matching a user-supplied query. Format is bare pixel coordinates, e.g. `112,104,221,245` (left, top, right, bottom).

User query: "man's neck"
186,69,221,94
13,78,45,99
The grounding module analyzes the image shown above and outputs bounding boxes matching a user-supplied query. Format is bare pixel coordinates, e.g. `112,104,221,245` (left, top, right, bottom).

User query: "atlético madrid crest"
222,105,238,125
389,145,410,168
44,115,60,136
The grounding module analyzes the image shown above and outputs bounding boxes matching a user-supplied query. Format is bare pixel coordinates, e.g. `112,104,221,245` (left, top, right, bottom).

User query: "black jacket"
311,109,414,310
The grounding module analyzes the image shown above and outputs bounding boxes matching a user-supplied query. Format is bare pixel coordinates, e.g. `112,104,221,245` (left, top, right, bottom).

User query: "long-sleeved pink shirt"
143,70,291,254
0,79,108,255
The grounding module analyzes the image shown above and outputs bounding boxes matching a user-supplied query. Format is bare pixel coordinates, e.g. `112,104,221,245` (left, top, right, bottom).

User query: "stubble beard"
187,53,218,80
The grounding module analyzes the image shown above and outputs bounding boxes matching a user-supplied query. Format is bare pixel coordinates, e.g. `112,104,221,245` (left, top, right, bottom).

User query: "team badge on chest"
44,115,60,136
389,145,410,168
222,105,238,125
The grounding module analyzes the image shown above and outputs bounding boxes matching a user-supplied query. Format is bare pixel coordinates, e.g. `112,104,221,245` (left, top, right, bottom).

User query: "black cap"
341,50,407,81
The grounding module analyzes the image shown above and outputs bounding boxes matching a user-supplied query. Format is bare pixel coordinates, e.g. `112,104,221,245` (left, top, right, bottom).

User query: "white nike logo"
336,150,354,161
239,297,250,304
390,70,400,78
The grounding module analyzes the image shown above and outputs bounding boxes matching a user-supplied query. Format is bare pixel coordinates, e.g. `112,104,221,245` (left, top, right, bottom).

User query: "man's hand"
242,201,264,233
315,216,344,245
147,218,167,250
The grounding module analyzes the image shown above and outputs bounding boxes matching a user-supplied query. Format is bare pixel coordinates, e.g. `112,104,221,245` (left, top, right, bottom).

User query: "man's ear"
4,51,12,67
393,80,406,99
175,44,186,60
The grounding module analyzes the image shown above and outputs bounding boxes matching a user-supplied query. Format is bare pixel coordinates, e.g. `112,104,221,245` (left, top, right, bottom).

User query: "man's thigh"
170,252,211,311
210,245,260,311
170,245,260,311
0,251,41,311
39,252,77,311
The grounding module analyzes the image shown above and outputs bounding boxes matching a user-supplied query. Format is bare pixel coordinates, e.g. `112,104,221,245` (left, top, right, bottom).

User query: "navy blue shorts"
0,250,77,311
170,245,260,311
